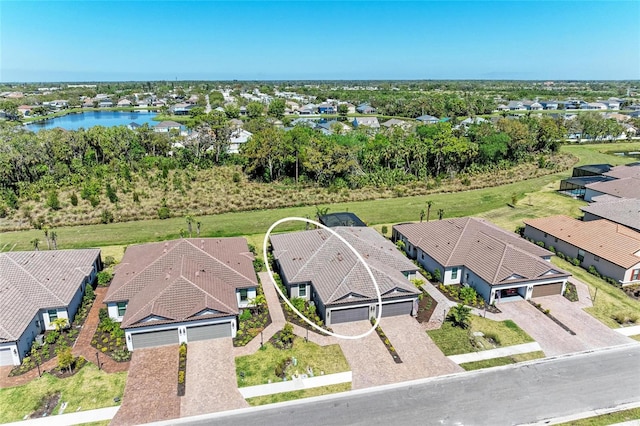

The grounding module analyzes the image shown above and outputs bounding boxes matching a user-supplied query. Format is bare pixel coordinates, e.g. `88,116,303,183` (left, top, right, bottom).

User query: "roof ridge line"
5,254,66,306
445,217,472,265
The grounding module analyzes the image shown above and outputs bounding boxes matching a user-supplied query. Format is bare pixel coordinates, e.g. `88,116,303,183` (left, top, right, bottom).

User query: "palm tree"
447,304,471,329
438,208,445,220
43,226,51,250
420,209,425,222
31,238,40,251
185,215,194,237
426,200,433,222
51,317,69,332
50,230,58,250
249,294,267,314
196,221,201,237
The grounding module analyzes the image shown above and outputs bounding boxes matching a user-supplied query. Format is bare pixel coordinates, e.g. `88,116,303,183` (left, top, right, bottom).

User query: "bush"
97,270,113,286
381,225,388,236
157,206,171,219
433,268,442,282
459,286,478,305
100,209,114,224
572,258,580,266
239,309,251,321
587,265,601,278
45,331,59,344
275,357,291,378
70,193,78,206
46,191,61,210
105,183,118,203
98,307,108,322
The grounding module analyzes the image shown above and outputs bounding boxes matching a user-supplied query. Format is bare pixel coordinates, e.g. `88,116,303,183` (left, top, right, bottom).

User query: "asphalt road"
169,344,640,426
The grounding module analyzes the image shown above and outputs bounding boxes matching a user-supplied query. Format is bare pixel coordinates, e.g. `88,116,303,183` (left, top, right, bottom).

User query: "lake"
26,110,159,131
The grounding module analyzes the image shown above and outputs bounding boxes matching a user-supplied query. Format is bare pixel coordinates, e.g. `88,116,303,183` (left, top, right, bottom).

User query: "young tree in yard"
50,230,58,249
51,317,69,332
447,304,472,329
185,215,194,237
196,221,201,237
420,209,425,222
426,200,433,222
43,226,51,250
438,208,445,220
250,293,267,314
57,347,74,373
31,238,40,251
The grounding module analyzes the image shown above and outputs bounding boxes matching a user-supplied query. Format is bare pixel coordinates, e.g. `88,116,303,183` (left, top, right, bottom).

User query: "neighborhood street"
170,344,640,426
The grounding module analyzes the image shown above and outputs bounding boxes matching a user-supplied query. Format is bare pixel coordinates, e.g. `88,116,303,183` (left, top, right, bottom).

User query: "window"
239,289,248,302
48,309,58,321
299,284,307,297
577,249,585,263
554,237,558,243
632,269,640,281
544,233,548,238
594,255,600,262
117,302,127,317
451,267,459,280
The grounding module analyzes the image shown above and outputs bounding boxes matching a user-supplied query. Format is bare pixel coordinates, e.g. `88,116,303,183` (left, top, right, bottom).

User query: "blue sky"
1,1,639,82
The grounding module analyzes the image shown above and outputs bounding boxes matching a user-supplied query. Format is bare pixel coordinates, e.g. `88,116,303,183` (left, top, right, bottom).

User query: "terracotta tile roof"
524,215,640,269
0,249,100,342
270,227,419,306
586,177,640,199
105,238,257,328
394,218,567,285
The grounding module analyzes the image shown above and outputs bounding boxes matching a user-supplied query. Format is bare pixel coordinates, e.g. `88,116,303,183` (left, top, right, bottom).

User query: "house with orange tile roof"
524,215,640,285
104,238,258,351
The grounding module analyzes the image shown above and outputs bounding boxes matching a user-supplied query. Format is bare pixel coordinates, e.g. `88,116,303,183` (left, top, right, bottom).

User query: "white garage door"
330,306,369,324
378,300,414,317
0,348,14,366
131,329,179,350
187,323,232,342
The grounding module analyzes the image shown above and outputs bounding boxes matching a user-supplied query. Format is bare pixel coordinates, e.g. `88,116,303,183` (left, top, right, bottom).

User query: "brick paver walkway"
72,286,130,373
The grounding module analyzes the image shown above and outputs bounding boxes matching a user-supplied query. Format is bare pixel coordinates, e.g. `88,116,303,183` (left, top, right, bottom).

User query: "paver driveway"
180,338,248,417
111,345,181,426
533,295,634,349
333,318,462,390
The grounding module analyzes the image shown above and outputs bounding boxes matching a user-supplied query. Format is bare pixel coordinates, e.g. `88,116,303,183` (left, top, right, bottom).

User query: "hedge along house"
104,238,258,351
524,215,640,286
393,218,570,304
270,227,420,326
0,249,101,366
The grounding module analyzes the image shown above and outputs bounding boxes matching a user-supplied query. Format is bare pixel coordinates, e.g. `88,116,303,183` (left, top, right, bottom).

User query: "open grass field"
459,351,545,371
551,258,640,329
556,407,640,426
427,317,534,356
245,383,351,406
0,364,126,423
235,337,349,387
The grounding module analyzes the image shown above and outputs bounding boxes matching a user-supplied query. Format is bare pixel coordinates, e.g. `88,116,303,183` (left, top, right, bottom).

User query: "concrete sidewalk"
448,342,542,364
615,324,640,337
238,371,352,398
5,406,119,426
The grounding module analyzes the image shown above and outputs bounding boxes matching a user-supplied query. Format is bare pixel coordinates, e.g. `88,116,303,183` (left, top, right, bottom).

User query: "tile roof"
586,177,640,199
394,218,566,286
105,238,257,328
581,198,640,232
603,164,640,180
270,227,419,306
0,249,100,342
524,215,640,269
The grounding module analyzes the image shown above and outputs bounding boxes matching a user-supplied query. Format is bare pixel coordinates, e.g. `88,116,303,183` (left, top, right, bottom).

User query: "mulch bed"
48,356,88,379
623,284,640,301
30,392,61,419
373,324,402,364
436,283,501,314
233,308,272,347
563,282,579,302
415,290,438,323
177,344,187,397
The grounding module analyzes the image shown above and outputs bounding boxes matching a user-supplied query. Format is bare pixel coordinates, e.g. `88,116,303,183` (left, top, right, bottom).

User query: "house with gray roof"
352,116,380,129
104,238,258,351
415,115,439,124
0,250,101,366
270,227,420,325
154,120,182,133
393,218,570,304
581,198,640,232
356,103,376,114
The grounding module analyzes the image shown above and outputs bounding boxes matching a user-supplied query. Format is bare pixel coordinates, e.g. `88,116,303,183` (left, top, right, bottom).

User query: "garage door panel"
378,300,414,317
0,348,14,366
131,329,179,350
532,282,563,298
331,306,369,324
187,323,231,342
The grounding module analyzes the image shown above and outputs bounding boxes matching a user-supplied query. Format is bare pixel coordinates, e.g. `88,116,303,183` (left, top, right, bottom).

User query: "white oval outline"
263,217,382,340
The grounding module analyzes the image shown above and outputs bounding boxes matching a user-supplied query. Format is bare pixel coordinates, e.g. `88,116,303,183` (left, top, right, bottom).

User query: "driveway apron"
111,345,181,425
180,338,248,417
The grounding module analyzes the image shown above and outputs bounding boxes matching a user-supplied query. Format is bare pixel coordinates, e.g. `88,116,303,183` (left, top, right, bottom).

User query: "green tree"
57,346,74,373
246,101,265,119
249,293,267,314
337,104,349,121
31,238,40,251
447,304,472,329
426,200,433,222
51,317,69,332
185,215,194,237
438,208,445,220
46,190,61,210
267,98,286,119
224,105,240,119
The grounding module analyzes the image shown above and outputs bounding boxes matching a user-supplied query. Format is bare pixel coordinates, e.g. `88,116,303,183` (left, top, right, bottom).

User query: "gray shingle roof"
105,238,257,328
0,249,100,342
270,227,419,306
581,198,640,232
586,177,640,199
394,218,566,286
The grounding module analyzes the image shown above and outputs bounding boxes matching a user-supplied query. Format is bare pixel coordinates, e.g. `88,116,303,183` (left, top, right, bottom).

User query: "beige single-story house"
104,238,258,351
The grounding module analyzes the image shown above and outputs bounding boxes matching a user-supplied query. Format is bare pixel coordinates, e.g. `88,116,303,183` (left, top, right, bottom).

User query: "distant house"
170,103,194,116
17,105,32,117
529,102,543,111
381,118,410,130
127,122,141,130
393,218,570,303
228,129,253,154
317,103,336,114
0,250,102,366
270,227,420,326
507,101,526,111
352,116,380,129
154,121,182,133
457,117,487,127
585,177,640,201
297,104,316,115
356,103,376,114
415,115,439,125
104,238,258,351
524,216,640,285
98,99,113,108
117,99,132,107
239,106,247,116
540,101,559,110
581,102,607,110
318,212,367,227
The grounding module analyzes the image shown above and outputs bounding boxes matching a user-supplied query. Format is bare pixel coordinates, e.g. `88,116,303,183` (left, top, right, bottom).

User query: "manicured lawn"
632,335,640,342
563,141,640,166
556,407,640,425
245,383,351,406
459,351,545,371
0,364,126,423
427,317,534,356
551,257,640,329
235,338,349,387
